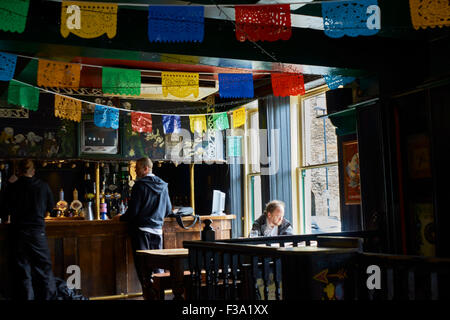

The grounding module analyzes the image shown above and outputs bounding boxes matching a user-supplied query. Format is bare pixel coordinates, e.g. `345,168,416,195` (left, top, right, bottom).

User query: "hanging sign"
60,1,118,39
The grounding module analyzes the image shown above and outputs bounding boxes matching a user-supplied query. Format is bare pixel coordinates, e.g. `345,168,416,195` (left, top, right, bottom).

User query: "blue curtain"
259,96,293,222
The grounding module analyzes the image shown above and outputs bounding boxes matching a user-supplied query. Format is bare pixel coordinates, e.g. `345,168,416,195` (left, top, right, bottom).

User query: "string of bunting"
4,1,443,39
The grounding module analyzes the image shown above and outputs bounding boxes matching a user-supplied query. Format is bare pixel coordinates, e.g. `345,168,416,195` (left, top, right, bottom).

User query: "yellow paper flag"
162,72,199,98
233,107,246,128
54,95,82,122
409,0,450,29
37,59,81,89
61,1,118,39
189,115,207,133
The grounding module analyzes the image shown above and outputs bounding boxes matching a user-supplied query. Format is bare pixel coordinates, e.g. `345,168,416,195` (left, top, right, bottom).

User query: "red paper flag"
131,112,152,133
271,73,305,97
235,4,291,42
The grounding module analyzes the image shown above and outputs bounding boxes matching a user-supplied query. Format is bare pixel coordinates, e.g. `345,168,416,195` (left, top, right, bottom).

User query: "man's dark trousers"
130,227,164,286
11,227,56,300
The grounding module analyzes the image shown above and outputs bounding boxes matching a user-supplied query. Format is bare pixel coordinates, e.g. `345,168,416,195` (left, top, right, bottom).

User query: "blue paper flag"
0,52,17,81
94,105,119,129
322,0,380,38
148,6,204,43
162,115,181,134
324,75,355,90
219,73,254,98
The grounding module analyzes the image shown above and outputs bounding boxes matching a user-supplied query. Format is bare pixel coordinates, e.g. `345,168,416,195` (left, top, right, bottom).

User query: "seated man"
250,200,293,237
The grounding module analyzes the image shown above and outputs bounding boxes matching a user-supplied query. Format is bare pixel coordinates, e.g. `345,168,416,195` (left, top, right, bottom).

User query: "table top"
277,246,359,255
136,248,189,257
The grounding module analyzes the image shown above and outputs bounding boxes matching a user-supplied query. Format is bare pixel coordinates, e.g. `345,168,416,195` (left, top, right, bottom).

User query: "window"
298,87,341,234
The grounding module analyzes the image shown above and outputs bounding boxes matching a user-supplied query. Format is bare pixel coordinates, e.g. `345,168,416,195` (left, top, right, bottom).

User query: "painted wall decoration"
407,134,431,179
413,203,435,257
343,140,361,205
0,120,76,158
313,268,347,300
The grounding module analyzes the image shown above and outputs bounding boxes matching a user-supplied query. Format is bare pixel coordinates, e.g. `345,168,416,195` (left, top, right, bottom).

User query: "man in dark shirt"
250,200,294,237
114,157,172,288
1,159,56,300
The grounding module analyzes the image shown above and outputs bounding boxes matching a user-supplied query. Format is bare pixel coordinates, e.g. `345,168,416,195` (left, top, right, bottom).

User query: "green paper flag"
102,67,141,96
8,80,39,111
212,112,230,130
0,0,30,33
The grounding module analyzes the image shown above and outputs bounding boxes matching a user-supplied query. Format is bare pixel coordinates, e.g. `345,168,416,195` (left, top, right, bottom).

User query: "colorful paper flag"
131,112,152,133
409,0,450,30
0,52,18,81
148,6,204,42
232,107,246,128
212,113,229,130
219,74,254,98
162,115,181,134
102,67,141,96
37,59,81,89
0,0,30,33
60,1,118,39
189,115,207,133
324,75,355,90
54,95,82,122
8,80,39,111
322,0,380,38
235,4,291,42
94,105,119,129
161,72,199,98
271,73,305,97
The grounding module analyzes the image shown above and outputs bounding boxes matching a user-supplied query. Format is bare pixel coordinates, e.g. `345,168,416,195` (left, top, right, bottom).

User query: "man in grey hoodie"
116,157,172,284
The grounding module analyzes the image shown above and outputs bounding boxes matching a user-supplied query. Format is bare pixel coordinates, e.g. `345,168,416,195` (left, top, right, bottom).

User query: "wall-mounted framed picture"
342,140,361,205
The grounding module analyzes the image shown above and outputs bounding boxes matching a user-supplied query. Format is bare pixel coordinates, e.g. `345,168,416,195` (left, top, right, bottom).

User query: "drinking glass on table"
249,230,259,238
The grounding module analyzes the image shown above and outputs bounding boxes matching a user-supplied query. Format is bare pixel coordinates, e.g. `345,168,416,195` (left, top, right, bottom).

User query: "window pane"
249,112,260,173
250,175,262,223
302,93,338,166
302,166,341,234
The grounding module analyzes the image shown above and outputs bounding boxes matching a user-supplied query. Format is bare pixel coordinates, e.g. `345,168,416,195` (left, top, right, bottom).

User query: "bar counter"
0,214,235,299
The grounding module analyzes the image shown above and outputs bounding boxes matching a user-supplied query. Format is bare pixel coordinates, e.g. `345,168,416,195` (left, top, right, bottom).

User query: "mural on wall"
313,268,347,300
343,140,361,205
0,120,76,158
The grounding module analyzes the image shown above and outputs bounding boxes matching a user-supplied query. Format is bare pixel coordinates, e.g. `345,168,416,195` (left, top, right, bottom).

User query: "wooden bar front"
0,215,234,299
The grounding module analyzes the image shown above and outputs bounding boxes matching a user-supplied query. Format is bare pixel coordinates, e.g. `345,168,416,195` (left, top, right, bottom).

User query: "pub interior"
1,0,450,301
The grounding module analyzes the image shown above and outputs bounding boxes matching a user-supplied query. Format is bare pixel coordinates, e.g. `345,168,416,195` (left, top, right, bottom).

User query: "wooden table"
135,248,189,300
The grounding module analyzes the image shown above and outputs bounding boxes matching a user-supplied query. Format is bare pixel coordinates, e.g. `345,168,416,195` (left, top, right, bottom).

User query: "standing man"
115,157,172,286
1,159,56,300
250,200,294,237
